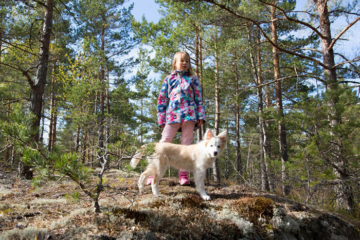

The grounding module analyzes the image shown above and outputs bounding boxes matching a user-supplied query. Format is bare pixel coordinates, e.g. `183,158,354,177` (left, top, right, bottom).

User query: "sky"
128,0,161,23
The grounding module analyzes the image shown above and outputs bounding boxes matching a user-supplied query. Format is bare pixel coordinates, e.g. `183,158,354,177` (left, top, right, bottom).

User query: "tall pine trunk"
195,23,205,142
23,0,53,179
98,20,106,167
82,131,88,164
105,65,111,167
256,28,274,192
213,29,221,184
48,61,57,151
0,13,2,63
315,0,354,211
234,53,242,181
264,84,273,190
195,26,210,181
271,4,290,195
75,126,81,152
247,26,270,191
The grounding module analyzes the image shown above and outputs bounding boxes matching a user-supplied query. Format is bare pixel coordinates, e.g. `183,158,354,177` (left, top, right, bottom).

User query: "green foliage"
1,105,93,196
53,153,92,183
65,191,81,202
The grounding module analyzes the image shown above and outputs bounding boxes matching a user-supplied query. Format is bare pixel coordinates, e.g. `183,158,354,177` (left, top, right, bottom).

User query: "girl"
148,51,206,185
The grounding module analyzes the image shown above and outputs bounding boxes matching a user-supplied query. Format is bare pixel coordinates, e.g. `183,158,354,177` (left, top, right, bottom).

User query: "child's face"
175,56,190,72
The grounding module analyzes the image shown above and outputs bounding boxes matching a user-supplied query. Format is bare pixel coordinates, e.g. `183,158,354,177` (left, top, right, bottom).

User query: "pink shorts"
160,121,196,145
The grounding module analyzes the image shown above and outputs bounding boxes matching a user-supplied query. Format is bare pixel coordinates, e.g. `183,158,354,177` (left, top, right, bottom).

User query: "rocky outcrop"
0,169,359,239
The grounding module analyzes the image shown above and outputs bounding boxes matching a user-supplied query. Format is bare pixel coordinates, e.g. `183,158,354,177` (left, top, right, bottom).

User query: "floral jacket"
157,71,206,128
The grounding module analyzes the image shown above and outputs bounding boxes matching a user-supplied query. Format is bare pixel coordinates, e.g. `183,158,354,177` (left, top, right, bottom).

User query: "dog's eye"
218,145,220,148
210,145,213,147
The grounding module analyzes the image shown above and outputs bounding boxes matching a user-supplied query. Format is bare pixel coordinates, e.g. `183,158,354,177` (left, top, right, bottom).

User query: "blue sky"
130,0,161,23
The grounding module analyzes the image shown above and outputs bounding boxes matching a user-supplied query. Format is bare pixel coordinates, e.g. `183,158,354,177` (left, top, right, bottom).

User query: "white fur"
131,129,227,200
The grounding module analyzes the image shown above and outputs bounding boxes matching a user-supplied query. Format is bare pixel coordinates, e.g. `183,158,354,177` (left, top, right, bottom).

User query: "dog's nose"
214,152,218,156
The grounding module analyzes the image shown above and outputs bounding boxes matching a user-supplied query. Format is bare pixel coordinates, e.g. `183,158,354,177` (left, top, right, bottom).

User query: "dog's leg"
138,172,147,195
194,170,211,200
151,173,160,196
151,165,167,197
138,167,153,194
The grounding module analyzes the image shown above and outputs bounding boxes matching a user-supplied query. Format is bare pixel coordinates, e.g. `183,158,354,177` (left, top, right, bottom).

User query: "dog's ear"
205,129,215,140
217,130,227,143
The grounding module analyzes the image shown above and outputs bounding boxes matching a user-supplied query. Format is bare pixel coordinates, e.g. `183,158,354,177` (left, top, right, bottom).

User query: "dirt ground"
1,168,359,240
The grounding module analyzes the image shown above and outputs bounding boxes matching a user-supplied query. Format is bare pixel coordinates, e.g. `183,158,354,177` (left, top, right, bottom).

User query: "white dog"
130,129,227,200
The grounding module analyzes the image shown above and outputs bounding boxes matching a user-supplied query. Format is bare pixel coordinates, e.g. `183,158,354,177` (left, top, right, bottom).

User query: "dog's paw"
201,195,211,201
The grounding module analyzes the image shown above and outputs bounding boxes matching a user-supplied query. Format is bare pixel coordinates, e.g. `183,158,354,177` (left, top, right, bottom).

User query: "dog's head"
204,129,227,158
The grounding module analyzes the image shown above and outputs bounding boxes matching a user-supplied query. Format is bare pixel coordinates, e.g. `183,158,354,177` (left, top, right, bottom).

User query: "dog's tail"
130,144,147,168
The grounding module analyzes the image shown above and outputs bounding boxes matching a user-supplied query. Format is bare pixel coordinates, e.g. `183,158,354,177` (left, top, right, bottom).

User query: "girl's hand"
160,124,165,128
197,120,204,126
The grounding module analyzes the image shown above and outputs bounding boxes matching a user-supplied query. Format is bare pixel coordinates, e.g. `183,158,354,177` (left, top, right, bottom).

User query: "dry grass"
0,167,359,239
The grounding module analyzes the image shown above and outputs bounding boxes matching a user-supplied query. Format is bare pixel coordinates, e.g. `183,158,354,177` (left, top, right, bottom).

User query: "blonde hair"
172,51,193,76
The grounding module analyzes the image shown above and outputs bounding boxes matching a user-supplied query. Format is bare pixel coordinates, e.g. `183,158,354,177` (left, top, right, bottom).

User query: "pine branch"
0,62,36,88
57,0,81,25
335,53,360,76
257,0,325,39
333,56,360,69
195,0,329,69
1,39,38,57
328,17,360,50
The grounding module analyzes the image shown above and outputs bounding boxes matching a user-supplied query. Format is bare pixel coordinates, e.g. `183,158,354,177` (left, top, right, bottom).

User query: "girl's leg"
160,123,181,143
179,121,196,185
180,121,196,145
147,123,181,185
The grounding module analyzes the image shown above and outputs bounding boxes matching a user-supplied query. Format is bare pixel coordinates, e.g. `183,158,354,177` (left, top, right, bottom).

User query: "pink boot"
146,176,153,185
179,170,190,185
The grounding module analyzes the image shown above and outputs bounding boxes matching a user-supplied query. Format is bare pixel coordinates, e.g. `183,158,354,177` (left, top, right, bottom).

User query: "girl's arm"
192,76,206,122
157,77,169,126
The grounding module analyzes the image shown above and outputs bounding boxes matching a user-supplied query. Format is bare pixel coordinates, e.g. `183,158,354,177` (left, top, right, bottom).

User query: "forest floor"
0,166,359,240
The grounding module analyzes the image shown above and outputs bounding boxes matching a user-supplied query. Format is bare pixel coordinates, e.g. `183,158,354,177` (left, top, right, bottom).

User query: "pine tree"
73,0,137,167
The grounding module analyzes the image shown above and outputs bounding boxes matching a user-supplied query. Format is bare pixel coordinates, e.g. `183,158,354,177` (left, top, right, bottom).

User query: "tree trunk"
24,0,54,179
247,26,270,191
264,84,274,191
198,30,206,138
98,20,106,167
75,126,81,152
48,61,57,151
10,145,15,166
256,28,273,192
197,30,209,180
195,24,199,77
40,108,45,145
30,0,54,142
82,131,88,164
315,0,354,211
105,65,110,167
51,101,57,149
0,13,2,63
195,23,205,142
271,4,290,195
4,103,11,163
233,52,242,181
213,29,221,184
